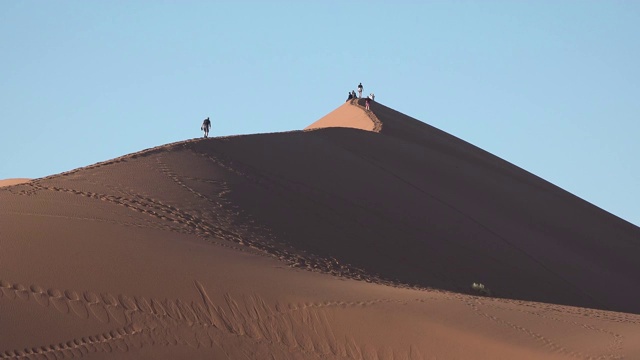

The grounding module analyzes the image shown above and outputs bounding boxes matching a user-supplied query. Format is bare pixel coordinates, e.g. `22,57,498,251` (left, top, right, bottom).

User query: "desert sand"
0,179,29,188
1,98,639,359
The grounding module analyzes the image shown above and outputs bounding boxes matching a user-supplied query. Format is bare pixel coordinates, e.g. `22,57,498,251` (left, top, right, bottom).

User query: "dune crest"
2,101,640,359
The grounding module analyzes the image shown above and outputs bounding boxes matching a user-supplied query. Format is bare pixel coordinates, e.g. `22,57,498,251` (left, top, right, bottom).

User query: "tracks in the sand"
3,276,638,359
350,98,383,132
0,279,425,360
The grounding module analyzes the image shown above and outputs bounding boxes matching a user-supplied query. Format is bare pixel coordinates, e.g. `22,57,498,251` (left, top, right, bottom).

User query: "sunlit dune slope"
305,99,378,132
1,99,640,359
0,178,30,187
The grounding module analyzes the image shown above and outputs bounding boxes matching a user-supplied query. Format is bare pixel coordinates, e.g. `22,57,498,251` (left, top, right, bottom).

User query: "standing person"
370,93,375,101
201,117,211,138
365,97,371,111
357,83,363,98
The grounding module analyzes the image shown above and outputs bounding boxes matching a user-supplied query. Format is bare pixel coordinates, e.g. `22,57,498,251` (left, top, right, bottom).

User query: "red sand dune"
0,179,30,188
1,99,639,359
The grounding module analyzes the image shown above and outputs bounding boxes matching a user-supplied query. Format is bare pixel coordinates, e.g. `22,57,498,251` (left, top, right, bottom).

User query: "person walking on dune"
365,97,371,111
357,82,363,99
201,117,211,138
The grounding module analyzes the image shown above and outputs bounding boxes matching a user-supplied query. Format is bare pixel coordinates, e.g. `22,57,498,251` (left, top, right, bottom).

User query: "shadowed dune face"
2,101,640,359
186,122,640,314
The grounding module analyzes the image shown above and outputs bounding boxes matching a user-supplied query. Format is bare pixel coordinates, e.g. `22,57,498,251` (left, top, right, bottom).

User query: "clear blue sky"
1,2,638,226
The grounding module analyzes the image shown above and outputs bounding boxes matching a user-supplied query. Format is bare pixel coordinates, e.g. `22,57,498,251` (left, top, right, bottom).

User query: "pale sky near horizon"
1,1,639,226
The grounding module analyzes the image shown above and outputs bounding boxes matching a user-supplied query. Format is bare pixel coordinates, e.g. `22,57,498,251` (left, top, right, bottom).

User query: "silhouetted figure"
369,93,375,101
347,92,353,101
201,117,211,138
357,83,363,98
351,90,357,99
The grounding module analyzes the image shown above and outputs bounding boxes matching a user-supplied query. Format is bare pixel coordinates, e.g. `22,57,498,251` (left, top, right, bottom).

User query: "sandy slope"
1,100,639,359
305,98,379,132
0,179,30,187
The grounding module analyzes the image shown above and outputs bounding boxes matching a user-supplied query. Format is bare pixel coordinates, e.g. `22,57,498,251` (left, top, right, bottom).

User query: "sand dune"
0,179,30,188
1,99,639,359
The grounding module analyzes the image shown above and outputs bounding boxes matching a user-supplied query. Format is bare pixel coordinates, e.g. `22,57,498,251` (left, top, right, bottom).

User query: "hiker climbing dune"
201,117,211,138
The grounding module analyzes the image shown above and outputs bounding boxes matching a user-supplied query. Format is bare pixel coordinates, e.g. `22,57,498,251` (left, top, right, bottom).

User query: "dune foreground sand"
2,99,640,359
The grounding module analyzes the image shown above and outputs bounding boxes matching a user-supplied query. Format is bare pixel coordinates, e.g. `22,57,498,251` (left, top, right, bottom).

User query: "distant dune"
0,178,29,187
1,99,639,359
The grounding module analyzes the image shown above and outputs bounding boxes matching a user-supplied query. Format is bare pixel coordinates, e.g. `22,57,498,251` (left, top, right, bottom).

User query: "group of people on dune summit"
200,82,376,138
346,82,375,111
